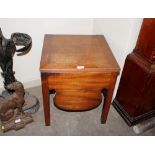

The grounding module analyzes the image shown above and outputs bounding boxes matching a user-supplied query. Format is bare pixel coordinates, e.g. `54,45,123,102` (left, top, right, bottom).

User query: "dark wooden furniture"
40,35,120,126
113,19,155,126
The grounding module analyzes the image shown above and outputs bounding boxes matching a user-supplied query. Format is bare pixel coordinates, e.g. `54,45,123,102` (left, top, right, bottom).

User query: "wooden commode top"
40,35,119,73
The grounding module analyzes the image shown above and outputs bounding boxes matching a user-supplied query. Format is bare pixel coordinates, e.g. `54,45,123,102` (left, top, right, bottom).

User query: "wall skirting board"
0,79,41,93
23,79,41,89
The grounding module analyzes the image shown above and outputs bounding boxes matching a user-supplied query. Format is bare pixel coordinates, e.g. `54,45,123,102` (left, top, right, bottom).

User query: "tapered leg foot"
41,74,50,126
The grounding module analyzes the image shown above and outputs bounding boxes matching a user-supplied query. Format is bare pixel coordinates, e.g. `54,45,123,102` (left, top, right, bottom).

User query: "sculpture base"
0,90,40,114
0,90,39,132
0,112,33,132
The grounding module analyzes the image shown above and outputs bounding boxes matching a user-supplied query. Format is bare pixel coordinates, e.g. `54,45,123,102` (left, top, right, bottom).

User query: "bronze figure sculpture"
0,28,39,132
0,81,33,132
0,28,32,86
0,81,25,121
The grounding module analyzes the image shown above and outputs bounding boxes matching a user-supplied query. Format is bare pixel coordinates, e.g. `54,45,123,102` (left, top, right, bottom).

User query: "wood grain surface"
48,72,111,90
135,18,155,62
40,35,119,73
54,90,102,111
40,35,120,125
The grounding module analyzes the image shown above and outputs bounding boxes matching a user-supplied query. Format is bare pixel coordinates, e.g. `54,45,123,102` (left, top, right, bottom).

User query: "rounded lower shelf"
54,90,102,111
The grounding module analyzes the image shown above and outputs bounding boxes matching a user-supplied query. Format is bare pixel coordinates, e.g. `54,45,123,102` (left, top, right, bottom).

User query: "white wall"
93,18,143,67
0,18,143,96
0,18,94,88
93,18,143,96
